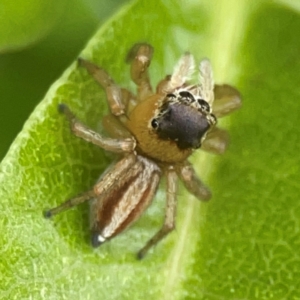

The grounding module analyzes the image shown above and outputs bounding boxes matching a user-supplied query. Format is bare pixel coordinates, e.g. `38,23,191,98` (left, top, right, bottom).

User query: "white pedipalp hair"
199,58,214,105
168,52,195,91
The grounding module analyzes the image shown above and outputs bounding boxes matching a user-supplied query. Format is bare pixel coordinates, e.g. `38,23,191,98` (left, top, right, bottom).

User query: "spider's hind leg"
44,190,95,218
137,169,178,259
44,154,137,220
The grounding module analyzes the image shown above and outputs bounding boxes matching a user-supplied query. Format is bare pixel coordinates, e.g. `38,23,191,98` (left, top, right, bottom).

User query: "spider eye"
197,99,210,113
167,93,176,99
179,91,195,104
151,119,159,129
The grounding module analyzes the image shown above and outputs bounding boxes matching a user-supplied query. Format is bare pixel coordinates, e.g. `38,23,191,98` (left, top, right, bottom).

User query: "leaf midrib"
160,0,252,298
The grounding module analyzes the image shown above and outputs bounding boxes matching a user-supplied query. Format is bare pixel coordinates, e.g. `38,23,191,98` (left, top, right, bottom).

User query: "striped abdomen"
90,155,161,247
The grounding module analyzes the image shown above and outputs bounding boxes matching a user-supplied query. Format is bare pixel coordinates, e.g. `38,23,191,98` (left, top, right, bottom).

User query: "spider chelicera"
44,43,241,259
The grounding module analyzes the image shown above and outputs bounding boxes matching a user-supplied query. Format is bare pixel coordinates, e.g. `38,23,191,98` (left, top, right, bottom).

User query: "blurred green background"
0,0,127,160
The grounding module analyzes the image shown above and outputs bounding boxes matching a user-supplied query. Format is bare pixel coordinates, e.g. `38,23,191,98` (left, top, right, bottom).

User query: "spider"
44,43,241,259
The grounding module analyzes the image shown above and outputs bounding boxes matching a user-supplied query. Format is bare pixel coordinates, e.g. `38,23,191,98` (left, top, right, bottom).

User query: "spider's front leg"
126,43,154,101
78,58,133,117
137,168,178,259
156,52,195,95
58,104,136,153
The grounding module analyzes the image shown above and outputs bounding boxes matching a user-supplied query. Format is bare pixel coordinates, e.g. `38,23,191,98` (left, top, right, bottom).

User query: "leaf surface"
1,0,299,299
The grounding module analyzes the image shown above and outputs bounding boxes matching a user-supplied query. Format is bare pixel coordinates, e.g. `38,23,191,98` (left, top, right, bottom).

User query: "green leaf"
1,0,300,299
0,0,68,53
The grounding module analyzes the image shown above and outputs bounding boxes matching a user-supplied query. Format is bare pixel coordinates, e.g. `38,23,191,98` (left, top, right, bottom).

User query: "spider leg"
119,87,137,115
201,127,229,155
92,153,137,195
78,58,125,116
102,114,132,139
126,43,154,101
213,84,241,118
90,155,161,247
176,161,211,201
156,52,195,94
44,154,137,218
59,104,136,153
44,190,95,218
169,52,195,91
199,58,214,105
137,169,178,259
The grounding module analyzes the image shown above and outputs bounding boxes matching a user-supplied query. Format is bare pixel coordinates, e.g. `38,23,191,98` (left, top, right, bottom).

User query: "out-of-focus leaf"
0,0,68,53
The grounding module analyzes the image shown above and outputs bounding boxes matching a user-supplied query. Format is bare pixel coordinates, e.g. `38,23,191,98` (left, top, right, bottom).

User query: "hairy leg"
102,114,132,139
156,52,195,95
78,58,125,116
44,154,137,218
199,59,214,105
126,43,154,101
59,104,136,153
176,162,211,201
137,168,178,259
44,190,95,218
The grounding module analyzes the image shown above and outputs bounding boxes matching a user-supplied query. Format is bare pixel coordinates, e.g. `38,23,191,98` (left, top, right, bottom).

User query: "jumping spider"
44,43,241,259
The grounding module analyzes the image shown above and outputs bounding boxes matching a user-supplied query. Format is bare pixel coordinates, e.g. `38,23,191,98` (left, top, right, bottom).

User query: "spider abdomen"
90,155,161,247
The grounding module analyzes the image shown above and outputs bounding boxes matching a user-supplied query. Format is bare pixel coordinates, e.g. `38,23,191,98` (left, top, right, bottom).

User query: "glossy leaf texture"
0,0,299,299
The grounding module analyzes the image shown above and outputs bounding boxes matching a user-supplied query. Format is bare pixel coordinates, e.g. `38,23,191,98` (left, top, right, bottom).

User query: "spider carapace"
44,43,241,259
